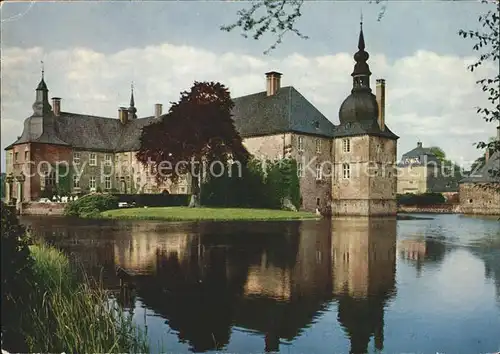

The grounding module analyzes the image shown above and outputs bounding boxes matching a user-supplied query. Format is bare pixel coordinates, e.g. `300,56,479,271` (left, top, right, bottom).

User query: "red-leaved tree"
136,81,250,207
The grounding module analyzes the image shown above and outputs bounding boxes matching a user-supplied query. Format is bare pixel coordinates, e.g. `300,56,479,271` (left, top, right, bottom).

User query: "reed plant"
19,245,149,353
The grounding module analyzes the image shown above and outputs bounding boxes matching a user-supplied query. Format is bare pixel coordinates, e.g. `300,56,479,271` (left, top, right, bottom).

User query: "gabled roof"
460,150,500,184
397,144,440,167
232,86,336,138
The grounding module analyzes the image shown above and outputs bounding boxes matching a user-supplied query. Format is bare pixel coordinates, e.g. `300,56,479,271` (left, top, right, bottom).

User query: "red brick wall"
29,143,73,201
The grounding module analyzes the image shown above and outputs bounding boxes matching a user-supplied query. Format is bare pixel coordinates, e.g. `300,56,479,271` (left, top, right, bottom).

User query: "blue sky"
1,1,498,170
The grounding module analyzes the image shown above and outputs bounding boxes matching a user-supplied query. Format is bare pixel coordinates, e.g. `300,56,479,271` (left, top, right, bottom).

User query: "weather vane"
360,9,363,28
41,60,44,79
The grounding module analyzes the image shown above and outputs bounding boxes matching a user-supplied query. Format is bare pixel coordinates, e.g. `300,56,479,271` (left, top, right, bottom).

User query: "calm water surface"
21,214,500,354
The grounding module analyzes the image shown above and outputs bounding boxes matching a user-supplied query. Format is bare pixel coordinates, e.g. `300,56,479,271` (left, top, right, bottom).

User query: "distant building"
397,142,460,194
4,22,399,215
459,126,500,215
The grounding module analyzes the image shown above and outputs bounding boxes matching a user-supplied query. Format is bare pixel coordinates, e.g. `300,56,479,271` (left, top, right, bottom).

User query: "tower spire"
358,12,365,51
130,81,135,107
351,18,371,92
128,81,137,119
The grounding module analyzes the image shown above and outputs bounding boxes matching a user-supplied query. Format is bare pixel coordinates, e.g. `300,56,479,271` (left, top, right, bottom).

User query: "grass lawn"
101,207,318,221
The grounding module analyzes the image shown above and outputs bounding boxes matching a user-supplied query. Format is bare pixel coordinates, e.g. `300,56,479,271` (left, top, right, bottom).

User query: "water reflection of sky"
22,214,500,354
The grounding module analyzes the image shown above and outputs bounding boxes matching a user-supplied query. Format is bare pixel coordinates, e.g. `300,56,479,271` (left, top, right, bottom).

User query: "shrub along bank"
64,193,119,218
397,192,446,206
1,202,148,353
201,158,301,210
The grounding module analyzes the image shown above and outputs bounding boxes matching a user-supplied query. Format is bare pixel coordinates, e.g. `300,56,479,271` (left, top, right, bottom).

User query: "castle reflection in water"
24,216,499,354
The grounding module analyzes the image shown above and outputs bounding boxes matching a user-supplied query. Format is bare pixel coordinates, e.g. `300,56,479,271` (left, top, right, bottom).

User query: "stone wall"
243,134,289,160
21,202,66,216
331,199,397,216
397,204,457,214
332,135,397,215
459,183,500,215
291,133,333,212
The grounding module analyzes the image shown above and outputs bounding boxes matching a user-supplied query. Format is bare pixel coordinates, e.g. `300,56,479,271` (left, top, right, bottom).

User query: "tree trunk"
188,174,200,208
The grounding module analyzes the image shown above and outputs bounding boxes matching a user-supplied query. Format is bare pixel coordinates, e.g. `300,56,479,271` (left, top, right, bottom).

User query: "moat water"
21,214,500,354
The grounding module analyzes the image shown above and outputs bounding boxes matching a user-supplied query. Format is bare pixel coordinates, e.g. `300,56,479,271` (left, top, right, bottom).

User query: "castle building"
4,22,398,215
232,23,399,215
4,79,189,204
458,126,500,215
397,142,460,194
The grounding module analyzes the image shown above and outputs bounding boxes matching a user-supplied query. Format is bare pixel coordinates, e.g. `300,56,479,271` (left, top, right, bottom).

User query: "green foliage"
221,0,387,54
201,160,266,208
459,0,499,178
201,158,301,210
1,202,34,351
397,192,446,206
137,81,250,206
64,193,118,218
429,146,446,161
1,173,5,198
265,159,301,209
57,164,71,197
20,245,149,353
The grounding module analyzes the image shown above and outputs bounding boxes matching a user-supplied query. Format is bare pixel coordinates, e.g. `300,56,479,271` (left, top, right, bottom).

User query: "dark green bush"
64,193,119,218
201,158,301,210
1,201,34,351
397,192,446,206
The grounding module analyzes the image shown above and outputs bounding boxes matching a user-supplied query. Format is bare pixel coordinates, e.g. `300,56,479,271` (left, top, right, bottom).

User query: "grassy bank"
18,245,148,353
101,206,318,221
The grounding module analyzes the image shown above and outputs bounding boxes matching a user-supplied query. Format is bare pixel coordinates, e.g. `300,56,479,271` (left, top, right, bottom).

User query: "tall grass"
20,245,149,353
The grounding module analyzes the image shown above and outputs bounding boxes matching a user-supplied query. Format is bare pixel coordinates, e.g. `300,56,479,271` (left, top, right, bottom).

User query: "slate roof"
333,119,399,140
397,144,440,167
232,86,398,140
460,150,500,184
6,84,398,152
232,86,336,138
6,111,159,152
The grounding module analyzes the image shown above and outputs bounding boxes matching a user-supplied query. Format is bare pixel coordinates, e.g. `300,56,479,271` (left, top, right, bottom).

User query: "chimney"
376,79,386,131
265,71,282,96
417,142,422,148
52,97,61,116
119,107,128,124
497,125,500,141
155,103,163,118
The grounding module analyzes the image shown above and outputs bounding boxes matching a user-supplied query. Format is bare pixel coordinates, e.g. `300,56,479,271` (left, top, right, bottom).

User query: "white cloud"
1,43,497,171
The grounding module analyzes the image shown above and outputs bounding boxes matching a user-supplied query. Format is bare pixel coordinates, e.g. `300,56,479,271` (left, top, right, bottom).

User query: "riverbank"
398,205,458,214
101,207,318,221
2,244,148,353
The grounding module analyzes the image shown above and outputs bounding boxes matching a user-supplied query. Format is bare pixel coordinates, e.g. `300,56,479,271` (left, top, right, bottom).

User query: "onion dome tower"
338,20,379,124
